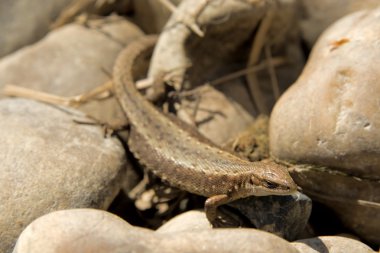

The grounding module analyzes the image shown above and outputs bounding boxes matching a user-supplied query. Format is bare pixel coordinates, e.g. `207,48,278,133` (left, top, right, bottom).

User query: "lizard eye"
263,180,279,189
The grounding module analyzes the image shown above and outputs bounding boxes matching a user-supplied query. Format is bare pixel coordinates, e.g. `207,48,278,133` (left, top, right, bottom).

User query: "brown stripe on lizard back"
113,35,297,226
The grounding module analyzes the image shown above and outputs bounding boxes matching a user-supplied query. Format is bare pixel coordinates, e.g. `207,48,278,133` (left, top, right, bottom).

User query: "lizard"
113,35,297,226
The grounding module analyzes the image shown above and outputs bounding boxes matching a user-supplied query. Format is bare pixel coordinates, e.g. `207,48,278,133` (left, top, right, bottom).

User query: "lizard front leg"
205,194,229,224
205,194,244,227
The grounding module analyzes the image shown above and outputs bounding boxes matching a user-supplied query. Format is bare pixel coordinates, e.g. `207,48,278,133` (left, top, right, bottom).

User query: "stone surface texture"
0,99,126,253
270,7,380,245
13,209,152,253
270,8,380,179
14,208,300,253
0,0,72,57
176,85,254,145
0,17,143,124
289,165,380,245
292,236,374,253
156,210,211,234
228,192,311,241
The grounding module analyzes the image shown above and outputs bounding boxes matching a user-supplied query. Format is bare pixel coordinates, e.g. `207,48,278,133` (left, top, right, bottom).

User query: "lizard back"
113,35,289,197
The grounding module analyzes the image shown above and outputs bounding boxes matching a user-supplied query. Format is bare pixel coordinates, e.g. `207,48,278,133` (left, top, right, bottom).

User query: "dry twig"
158,0,210,37
246,9,275,114
2,80,113,107
264,44,280,100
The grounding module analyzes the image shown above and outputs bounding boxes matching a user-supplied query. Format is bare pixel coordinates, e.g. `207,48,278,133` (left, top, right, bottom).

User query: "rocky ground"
0,0,379,252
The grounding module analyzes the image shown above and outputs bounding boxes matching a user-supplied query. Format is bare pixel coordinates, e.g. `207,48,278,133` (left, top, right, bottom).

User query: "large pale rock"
13,209,152,253
0,16,143,124
159,229,299,253
0,0,72,57
0,99,126,253
156,210,211,234
270,8,380,179
14,208,299,253
156,194,311,241
270,8,380,244
292,236,374,253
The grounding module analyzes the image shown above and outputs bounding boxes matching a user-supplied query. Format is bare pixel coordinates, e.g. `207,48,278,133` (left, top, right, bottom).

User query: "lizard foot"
210,208,244,228
205,194,243,228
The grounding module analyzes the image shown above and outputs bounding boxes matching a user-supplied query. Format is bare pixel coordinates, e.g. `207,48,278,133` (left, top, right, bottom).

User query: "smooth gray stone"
0,99,126,252
0,0,72,57
156,210,211,234
14,208,299,253
292,236,374,253
228,191,312,241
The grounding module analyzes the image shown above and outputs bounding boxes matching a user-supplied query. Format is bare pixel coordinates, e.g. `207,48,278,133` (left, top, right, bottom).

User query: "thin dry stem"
211,57,285,87
76,80,113,102
246,9,275,114
136,77,155,90
247,9,275,64
264,44,280,100
160,0,210,37
175,57,286,98
2,80,113,107
3,85,73,106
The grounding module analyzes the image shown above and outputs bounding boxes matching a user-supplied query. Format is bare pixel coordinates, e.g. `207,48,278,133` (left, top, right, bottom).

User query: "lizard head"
243,160,297,196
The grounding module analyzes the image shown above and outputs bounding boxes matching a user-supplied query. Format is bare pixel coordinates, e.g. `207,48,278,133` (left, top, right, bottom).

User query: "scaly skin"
113,35,297,225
